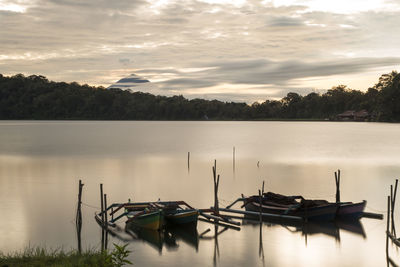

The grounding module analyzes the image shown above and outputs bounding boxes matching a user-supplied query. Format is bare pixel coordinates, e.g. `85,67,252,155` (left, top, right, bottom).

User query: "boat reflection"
242,215,366,243
124,224,198,253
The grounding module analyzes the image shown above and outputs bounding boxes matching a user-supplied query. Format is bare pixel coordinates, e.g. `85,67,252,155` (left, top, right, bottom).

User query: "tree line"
0,71,399,121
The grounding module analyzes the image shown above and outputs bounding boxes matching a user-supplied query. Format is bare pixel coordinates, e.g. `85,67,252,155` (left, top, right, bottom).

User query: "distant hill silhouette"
0,71,399,121
108,74,155,91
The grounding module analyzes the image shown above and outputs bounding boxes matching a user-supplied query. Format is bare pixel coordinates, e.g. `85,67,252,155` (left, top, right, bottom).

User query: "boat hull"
127,210,163,230
165,210,199,227
244,201,337,222
337,200,366,220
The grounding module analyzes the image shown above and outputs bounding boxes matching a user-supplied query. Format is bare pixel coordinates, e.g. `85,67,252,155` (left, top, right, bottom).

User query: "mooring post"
391,179,398,235
100,183,104,223
233,146,235,173
76,179,84,253
262,180,265,195
188,152,190,172
258,189,262,224
387,195,391,256
213,160,220,215
335,170,341,203
104,194,108,231
391,184,394,234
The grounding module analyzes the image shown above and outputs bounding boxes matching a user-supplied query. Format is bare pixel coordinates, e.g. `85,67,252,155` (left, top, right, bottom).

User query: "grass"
0,244,132,267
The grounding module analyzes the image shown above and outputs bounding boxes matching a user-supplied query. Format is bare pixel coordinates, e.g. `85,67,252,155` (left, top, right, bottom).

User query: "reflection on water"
243,216,366,243
124,225,199,254
0,121,399,266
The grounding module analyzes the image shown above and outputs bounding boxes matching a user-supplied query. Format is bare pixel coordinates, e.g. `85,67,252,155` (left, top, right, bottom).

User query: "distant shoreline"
1,72,399,122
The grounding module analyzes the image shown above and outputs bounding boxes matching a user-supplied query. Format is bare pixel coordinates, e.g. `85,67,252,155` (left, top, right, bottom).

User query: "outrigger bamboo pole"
217,208,303,222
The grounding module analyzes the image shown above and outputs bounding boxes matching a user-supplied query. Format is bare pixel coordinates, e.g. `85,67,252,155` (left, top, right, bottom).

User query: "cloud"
1,0,400,102
267,16,305,27
119,58,132,65
143,57,400,90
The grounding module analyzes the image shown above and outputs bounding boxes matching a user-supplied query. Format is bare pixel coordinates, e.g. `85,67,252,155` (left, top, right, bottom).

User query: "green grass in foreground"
0,244,132,267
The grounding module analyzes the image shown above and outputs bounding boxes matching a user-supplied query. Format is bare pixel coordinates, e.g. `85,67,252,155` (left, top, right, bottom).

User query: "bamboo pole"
198,218,241,231
188,152,190,172
100,184,104,223
213,160,220,215
387,195,391,256
218,207,303,222
258,189,262,224
361,212,383,220
335,170,341,203
391,179,398,235
104,194,108,231
233,146,235,173
262,180,265,195
76,180,84,253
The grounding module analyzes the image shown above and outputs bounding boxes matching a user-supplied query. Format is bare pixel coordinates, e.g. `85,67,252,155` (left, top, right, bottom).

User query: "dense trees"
0,71,399,121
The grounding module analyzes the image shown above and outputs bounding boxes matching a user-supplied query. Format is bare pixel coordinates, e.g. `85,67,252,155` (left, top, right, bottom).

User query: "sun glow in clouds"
0,0,35,13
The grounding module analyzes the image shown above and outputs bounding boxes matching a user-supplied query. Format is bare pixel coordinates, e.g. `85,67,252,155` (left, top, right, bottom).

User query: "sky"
1,0,400,103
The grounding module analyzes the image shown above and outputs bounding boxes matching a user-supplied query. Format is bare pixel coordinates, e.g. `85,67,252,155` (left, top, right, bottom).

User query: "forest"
0,71,399,121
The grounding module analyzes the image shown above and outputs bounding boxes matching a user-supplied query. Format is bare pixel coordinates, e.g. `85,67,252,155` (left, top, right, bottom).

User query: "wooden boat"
119,200,198,229
164,209,199,227
336,200,366,220
244,192,365,221
126,209,163,230
243,192,338,221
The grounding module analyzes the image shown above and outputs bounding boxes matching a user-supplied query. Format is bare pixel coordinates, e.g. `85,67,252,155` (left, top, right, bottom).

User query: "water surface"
0,121,399,266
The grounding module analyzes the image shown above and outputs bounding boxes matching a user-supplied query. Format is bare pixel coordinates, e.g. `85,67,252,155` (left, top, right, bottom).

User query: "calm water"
0,121,400,266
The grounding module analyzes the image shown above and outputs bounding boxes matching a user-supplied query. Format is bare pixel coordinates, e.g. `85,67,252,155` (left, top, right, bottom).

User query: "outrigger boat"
240,192,366,221
243,193,338,221
99,200,199,231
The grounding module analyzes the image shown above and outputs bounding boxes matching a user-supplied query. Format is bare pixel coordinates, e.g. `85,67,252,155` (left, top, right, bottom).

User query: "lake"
0,121,399,266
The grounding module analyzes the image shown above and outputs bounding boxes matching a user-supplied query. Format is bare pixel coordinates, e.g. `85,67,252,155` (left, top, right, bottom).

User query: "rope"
82,202,100,210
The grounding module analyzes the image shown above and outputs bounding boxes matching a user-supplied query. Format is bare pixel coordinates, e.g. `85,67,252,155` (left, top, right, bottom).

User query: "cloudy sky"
1,0,400,102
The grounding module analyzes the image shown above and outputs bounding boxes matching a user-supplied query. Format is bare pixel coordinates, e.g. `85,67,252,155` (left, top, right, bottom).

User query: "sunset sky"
1,0,400,102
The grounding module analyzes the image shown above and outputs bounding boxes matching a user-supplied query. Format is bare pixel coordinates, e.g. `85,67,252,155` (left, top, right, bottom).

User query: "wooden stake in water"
213,160,220,215
387,195,391,256
100,183,104,223
391,179,398,235
335,170,341,203
188,152,190,172
262,180,265,195
76,179,84,253
233,147,235,173
104,194,108,231
103,193,109,250
258,189,262,224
